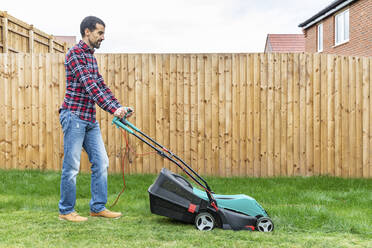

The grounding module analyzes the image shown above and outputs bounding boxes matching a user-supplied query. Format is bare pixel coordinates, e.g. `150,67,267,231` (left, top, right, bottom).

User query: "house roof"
298,0,357,29
264,34,305,53
54,36,76,45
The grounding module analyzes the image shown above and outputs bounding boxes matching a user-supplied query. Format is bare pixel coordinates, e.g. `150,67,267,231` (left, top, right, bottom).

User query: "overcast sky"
3,0,331,53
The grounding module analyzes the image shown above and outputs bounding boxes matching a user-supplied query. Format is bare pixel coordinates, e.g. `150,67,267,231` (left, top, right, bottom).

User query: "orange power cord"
110,128,218,212
110,129,156,208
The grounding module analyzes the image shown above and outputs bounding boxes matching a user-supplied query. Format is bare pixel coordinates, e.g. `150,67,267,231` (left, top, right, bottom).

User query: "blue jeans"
59,109,109,215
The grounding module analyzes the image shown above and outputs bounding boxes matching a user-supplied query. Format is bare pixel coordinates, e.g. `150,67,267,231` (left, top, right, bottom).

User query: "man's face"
85,23,105,49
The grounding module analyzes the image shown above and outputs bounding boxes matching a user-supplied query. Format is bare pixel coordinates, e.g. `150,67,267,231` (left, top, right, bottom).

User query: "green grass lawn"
0,169,371,248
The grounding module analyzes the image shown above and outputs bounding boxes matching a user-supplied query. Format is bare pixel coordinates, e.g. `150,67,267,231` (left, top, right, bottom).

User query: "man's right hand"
114,107,134,119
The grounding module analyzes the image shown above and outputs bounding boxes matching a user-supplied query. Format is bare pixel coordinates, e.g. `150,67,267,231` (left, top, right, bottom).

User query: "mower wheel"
256,217,274,232
195,212,215,231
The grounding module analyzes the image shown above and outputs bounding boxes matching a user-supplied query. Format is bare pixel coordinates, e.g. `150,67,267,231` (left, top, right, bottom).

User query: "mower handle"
112,115,214,196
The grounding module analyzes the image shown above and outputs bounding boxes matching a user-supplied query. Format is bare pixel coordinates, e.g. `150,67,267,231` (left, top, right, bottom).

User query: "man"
58,16,133,222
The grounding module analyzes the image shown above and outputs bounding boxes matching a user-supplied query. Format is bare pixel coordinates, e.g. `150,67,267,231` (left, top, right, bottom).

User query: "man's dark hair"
80,16,105,37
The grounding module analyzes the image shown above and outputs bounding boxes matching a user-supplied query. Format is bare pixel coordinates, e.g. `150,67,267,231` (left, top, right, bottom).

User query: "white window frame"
317,23,323,52
335,9,349,46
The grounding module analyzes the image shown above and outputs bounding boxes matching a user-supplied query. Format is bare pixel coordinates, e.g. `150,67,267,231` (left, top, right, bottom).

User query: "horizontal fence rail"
0,53,371,177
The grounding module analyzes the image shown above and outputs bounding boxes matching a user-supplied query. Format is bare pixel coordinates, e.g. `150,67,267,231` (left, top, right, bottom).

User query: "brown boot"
59,212,88,222
90,209,122,219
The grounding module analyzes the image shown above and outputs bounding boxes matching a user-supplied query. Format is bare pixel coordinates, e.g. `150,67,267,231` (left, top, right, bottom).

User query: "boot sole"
90,215,122,219
59,217,88,222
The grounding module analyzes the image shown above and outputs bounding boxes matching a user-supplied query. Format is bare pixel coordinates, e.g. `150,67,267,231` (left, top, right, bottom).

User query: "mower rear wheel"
195,212,215,231
256,217,274,232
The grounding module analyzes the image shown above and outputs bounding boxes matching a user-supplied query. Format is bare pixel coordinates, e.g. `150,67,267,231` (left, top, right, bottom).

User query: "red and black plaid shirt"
60,40,121,122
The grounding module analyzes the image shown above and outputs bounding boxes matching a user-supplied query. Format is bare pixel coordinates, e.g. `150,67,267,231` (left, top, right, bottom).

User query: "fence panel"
0,11,71,53
0,53,371,178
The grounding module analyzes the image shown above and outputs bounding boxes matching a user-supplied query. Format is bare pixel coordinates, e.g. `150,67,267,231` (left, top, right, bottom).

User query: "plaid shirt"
60,40,122,122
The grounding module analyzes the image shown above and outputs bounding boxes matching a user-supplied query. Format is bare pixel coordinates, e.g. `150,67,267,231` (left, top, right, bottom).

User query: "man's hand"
114,107,134,119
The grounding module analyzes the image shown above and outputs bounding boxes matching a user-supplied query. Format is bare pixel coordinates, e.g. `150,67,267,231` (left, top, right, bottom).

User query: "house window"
335,9,349,45
317,23,323,52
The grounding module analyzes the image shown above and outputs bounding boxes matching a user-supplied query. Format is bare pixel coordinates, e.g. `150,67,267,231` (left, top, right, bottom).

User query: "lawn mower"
112,114,274,232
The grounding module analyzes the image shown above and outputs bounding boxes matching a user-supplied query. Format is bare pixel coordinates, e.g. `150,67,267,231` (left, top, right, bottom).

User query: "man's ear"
84,28,90,37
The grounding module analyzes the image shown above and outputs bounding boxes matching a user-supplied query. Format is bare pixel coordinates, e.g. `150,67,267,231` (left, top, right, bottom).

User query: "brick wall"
303,0,371,57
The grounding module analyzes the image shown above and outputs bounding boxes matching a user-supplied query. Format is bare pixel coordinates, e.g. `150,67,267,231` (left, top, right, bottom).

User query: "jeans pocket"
59,110,71,133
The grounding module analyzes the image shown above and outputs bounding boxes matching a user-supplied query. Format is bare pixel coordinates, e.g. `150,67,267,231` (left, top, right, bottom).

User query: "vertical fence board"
120,54,129,174
58,53,65,170
52,54,60,171
156,54,164,173
211,54,219,176
320,54,328,175
197,55,205,175
38,54,46,169
246,54,254,176
113,54,121,173
176,55,184,174
225,55,232,177
0,55,5,168
253,54,261,177
135,54,144,174
107,54,115,172
190,55,198,173
169,55,177,173
299,53,307,176
204,55,212,175
274,53,281,176
287,53,294,176
218,55,226,177
335,56,342,177
162,54,171,171
341,56,350,177
127,54,136,173
18,54,25,169
45,54,53,171
313,54,321,176
260,53,268,177
5,55,11,168
280,53,288,176
306,54,314,176
349,57,357,177
238,54,246,176
267,53,274,177
355,57,363,177
327,55,335,176
141,54,149,173
183,55,191,171
25,54,32,169
361,58,369,178
293,53,300,175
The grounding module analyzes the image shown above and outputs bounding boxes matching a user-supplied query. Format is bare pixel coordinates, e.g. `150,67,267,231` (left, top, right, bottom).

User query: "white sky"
3,0,331,53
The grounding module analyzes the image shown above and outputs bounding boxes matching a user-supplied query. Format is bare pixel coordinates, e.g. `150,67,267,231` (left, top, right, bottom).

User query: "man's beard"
90,39,102,49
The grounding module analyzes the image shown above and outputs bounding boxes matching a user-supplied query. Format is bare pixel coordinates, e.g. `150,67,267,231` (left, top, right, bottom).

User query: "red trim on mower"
211,201,219,211
245,225,255,231
188,203,197,213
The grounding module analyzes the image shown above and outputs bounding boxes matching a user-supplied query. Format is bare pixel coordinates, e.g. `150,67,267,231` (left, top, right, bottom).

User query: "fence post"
49,36,54,53
63,42,68,53
2,12,8,53
29,25,34,53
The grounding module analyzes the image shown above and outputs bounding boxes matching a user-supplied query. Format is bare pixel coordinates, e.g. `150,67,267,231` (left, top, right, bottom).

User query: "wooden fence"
0,53,371,178
0,11,71,53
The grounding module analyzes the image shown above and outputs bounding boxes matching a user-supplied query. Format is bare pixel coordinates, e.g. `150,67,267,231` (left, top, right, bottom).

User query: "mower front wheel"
195,212,215,231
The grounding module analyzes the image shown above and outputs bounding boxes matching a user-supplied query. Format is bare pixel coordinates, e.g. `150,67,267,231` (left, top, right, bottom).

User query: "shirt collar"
78,40,95,54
